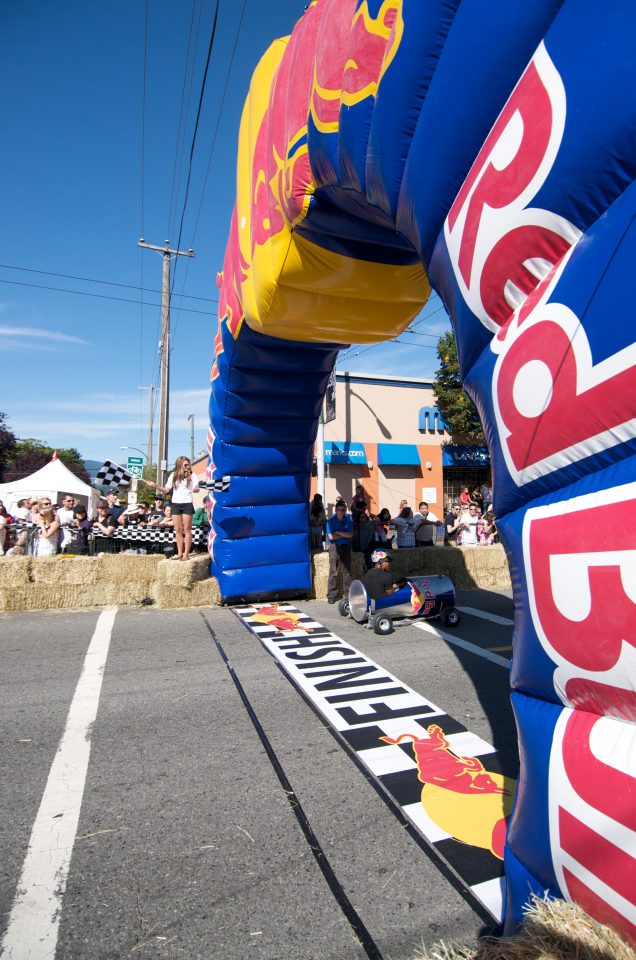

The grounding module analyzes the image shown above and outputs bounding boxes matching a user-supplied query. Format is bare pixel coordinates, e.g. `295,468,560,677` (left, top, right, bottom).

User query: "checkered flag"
95,460,132,490
199,476,230,493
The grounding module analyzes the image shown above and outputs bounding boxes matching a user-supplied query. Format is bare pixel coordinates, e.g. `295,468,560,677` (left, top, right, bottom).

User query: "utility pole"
138,238,195,485
139,384,155,467
188,414,194,464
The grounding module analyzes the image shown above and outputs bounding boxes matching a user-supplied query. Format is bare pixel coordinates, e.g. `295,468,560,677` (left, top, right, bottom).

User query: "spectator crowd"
309,483,498,605
0,490,211,558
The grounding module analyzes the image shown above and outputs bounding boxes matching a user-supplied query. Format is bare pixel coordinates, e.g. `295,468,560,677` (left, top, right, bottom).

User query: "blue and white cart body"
345,575,461,635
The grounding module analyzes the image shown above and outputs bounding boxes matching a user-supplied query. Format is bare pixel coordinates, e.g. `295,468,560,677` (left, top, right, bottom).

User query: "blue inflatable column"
209,318,340,602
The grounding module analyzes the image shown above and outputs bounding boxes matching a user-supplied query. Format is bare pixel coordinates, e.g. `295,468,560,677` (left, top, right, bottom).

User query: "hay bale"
154,575,220,609
98,554,163,583
310,550,330,599
352,545,512,592
30,556,103,586
29,554,162,587
0,579,154,612
156,555,210,587
308,545,512,600
414,894,636,960
0,556,32,587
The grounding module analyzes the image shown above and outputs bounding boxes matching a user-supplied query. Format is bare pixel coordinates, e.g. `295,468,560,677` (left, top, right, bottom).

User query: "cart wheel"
338,597,351,618
372,613,394,636
441,607,461,628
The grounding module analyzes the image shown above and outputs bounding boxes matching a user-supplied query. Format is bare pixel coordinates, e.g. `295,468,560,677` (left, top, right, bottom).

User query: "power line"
337,338,438,366
337,307,448,364
171,0,221,298
0,276,215,315
140,0,148,240
167,0,199,243
0,262,216,302
190,0,247,245
172,0,248,348
140,0,149,400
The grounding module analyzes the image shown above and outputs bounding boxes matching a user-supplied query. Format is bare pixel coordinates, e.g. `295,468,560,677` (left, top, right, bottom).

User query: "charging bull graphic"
382,726,515,859
210,0,636,942
250,605,312,635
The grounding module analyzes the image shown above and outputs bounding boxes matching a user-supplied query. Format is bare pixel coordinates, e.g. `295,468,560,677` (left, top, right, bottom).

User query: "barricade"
87,524,209,555
6,521,209,556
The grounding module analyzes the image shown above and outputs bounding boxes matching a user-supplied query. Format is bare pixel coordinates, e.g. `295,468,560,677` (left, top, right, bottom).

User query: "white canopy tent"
0,456,99,515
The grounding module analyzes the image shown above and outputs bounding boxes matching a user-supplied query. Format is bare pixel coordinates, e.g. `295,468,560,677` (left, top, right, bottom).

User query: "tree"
135,463,158,506
3,439,91,485
433,330,485,444
0,412,17,482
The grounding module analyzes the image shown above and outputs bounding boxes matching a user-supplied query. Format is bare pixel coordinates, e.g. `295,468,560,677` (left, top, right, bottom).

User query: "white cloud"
8,387,210,416
0,325,88,346
5,387,212,458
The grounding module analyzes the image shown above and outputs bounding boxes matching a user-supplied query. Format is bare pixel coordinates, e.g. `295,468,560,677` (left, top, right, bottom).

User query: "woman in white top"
149,456,200,560
33,501,60,557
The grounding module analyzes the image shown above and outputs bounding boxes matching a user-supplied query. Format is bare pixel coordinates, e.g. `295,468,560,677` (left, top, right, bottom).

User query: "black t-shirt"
444,512,460,543
364,567,394,600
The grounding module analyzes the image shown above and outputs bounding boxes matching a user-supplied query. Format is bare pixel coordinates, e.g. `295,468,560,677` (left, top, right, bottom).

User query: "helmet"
371,549,391,564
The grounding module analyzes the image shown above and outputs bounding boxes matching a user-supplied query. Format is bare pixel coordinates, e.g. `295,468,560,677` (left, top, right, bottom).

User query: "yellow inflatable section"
233,23,429,345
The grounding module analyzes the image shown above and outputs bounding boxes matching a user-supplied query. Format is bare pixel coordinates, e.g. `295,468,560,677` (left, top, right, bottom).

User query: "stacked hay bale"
309,545,511,600
0,544,511,611
0,556,33,612
154,556,220,608
23,555,161,611
386,544,511,591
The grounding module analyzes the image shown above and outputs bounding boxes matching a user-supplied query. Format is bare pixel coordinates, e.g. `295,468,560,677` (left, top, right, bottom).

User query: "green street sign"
127,456,144,478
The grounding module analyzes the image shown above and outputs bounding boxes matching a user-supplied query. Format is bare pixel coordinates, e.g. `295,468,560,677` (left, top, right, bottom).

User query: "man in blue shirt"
326,500,353,604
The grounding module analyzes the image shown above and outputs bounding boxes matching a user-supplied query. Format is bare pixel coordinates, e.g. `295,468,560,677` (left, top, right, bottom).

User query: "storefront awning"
377,443,421,466
324,442,367,465
442,445,490,467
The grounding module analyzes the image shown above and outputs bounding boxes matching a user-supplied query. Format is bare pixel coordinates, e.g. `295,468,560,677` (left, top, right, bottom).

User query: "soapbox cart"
339,575,461,635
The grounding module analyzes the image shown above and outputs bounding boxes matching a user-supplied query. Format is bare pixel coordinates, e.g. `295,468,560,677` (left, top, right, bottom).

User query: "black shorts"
170,502,194,516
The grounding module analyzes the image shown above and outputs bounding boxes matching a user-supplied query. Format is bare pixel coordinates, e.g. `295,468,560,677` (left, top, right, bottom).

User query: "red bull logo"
251,605,312,634
445,43,580,337
410,578,435,615
249,6,320,254
382,725,515,859
211,209,247,381
492,249,636,487
310,0,404,133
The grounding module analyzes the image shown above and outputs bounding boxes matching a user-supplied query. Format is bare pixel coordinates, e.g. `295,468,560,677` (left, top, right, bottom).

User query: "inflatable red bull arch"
209,0,636,943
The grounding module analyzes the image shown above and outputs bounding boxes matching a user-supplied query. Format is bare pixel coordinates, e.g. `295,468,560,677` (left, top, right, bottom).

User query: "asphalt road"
0,589,516,960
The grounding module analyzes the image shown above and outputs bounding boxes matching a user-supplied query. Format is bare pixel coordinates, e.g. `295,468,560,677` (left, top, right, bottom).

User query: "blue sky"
1,1,450,466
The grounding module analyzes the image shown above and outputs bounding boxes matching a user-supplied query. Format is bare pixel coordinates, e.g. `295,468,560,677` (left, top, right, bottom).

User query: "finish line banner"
235,602,515,922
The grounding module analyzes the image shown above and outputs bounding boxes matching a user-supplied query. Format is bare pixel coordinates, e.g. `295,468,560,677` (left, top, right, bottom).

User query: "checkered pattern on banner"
89,525,208,545
234,602,513,923
95,460,132,490
198,477,230,493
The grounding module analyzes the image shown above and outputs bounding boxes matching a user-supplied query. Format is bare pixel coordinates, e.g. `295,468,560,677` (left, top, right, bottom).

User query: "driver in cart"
363,550,405,600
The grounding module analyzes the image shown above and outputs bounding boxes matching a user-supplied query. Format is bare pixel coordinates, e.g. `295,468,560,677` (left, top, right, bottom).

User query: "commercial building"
312,372,490,516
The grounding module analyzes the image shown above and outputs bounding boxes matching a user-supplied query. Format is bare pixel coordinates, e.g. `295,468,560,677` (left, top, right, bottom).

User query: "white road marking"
1,608,117,960
457,606,514,627
413,620,511,669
